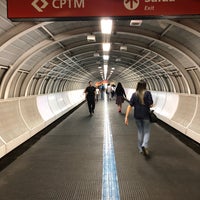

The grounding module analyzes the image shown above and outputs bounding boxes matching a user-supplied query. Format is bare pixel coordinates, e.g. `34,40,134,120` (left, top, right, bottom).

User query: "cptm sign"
7,0,200,20
32,0,85,12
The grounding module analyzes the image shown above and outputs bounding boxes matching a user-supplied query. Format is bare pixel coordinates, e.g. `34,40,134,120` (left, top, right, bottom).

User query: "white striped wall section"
125,89,200,144
0,89,85,158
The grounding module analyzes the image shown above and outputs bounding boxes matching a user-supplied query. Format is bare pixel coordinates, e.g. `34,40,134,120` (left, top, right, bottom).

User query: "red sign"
7,0,200,20
95,80,108,87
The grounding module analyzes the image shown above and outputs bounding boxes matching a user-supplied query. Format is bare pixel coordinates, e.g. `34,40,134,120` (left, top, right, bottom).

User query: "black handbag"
149,110,158,123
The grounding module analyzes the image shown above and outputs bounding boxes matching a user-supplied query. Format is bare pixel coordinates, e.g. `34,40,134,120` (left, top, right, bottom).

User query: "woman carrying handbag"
125,80,153,158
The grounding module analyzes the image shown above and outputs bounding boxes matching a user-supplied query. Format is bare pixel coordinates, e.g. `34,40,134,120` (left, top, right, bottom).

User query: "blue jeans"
135,119,151,152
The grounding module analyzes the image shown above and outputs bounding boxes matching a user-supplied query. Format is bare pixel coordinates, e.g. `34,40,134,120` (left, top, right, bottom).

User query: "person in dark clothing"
125,80,153,157
100,84,105,100
84,81,96,115
111,84,116,98
115,82,126,112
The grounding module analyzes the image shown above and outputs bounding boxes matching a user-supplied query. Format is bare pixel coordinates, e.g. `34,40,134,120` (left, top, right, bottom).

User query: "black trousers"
87,98,95,113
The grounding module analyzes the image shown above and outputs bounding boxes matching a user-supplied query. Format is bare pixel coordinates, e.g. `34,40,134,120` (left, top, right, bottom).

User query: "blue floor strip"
102,97,120,200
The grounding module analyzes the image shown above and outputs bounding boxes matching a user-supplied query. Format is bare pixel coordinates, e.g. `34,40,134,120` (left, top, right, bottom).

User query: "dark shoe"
142,146,149,157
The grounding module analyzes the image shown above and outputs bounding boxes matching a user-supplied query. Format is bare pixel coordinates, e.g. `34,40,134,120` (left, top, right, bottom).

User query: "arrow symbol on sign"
32,0,48,12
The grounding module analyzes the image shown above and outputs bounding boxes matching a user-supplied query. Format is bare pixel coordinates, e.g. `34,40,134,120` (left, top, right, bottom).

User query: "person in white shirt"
106,83,112,101
95,87,100,102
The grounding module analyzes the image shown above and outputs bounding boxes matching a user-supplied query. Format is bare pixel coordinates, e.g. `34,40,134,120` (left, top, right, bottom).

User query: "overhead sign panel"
7,0,200,20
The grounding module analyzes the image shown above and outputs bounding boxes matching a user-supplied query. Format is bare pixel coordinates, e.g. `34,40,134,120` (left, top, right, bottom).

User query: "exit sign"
7,0,200,20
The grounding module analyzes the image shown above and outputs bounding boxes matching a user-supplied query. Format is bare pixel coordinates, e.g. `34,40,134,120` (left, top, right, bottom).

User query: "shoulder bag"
149,110,158,123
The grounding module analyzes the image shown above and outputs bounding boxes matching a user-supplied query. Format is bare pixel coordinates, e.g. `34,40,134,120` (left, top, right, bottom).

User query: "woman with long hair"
115,82,126,113
125,80,153,157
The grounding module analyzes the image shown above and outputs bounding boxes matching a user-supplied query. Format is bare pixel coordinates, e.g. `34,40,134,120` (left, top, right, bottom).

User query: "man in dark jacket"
84,81,96,115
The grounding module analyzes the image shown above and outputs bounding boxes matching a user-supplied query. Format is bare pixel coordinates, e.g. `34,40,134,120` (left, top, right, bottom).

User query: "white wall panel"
0,99,30,154
0,99,30,143
171,95,196,133
62,91,72,109
125,88,135,100
0,90,85,158
126,88,200,144
36,95,54,121
68,89,85,106
152,92,167,115
47,94,62,115
20,96,44,130
187,96,200,143
0,138,6,158
159,93,179,119
0,89,199,159
56,93,68,111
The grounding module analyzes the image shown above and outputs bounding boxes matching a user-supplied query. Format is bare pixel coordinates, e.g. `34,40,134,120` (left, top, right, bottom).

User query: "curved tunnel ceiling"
0,1,200,99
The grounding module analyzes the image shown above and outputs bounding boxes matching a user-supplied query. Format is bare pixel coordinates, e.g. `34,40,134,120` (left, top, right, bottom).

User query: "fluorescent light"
104,64,108,79
130,20,142,26
103,55,109,60
87,34,96,42
102,43,111,52
94,52,100,57
104,64,108,70
101,19,113,34
120,45,127,51
116,58,121,62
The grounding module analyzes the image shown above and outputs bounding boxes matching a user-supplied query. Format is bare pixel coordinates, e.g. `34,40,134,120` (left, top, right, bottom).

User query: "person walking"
115,82,126,112
100,84,105,100
111,84,116,98
84,81,96,115
95,86,100,102
106,83,112,101
124,80,153,157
